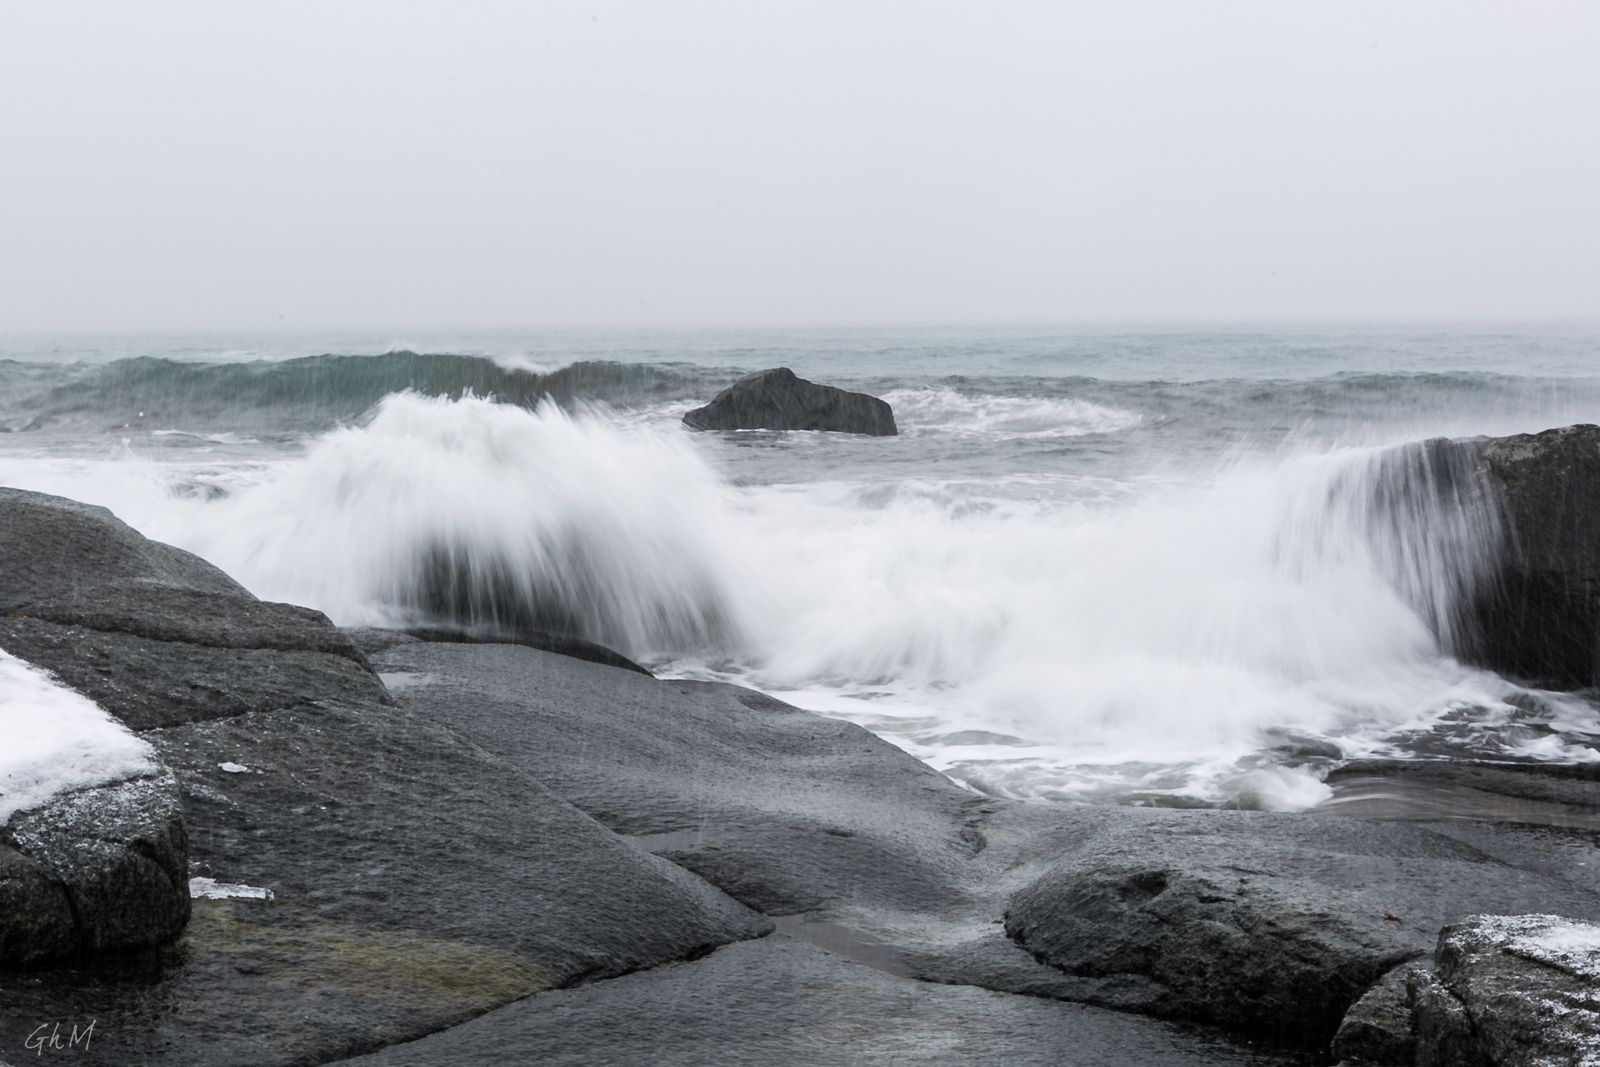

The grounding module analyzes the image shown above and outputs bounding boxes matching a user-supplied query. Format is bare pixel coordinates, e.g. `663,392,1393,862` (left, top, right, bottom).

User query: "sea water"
3,324,1598,810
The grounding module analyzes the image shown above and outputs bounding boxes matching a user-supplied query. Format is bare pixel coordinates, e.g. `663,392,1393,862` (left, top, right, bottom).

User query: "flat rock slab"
339,937,1295,1067
359,637,980,918
1004,806,1600,1044
683,367,898,435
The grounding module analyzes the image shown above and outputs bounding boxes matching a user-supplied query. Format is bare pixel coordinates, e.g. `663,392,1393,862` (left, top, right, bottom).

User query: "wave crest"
186,392,742,656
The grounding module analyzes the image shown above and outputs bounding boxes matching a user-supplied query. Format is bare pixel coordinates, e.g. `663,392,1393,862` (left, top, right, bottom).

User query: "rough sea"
4,325,1599,811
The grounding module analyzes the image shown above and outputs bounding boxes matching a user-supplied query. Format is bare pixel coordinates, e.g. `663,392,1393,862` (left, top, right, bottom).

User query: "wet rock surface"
682,367,898,435
0,492,765,1063
0,488,244,608
1420,914,1600,1066
2,773,189,962
1332,915,1600,1066
359,636,979,917
342,936,1296,1067
1002,807,1600,1043
1455,423,1600,688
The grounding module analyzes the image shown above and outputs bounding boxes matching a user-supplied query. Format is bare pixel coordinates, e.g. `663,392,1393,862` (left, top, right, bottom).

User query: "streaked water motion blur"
4,325,1599,809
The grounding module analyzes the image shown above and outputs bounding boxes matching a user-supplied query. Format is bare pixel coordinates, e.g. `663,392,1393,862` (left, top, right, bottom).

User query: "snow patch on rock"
0,647,155,822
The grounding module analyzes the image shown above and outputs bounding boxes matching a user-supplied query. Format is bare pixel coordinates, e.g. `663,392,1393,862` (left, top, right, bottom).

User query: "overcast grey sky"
2,1,1596,330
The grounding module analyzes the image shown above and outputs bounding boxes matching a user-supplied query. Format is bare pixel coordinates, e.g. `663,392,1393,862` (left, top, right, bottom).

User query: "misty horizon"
4,1,1597,333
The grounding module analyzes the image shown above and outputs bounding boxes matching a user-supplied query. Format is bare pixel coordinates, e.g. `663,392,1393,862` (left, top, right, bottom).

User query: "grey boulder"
1332,914,1600,1066
1003,807,1600,1044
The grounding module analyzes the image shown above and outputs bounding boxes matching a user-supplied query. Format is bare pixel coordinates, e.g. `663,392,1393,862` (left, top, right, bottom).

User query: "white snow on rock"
0,647,156,823
218,762,251,774
189,877,274,901
1486,914,1600,980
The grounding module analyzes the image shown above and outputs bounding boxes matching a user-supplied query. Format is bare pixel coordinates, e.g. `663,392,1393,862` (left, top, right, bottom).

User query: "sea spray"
0,386,1582,809
724,441,1518,807
178,392,746,656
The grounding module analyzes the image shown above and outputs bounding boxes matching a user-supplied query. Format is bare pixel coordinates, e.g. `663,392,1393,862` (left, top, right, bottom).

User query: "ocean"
4,324,1599,812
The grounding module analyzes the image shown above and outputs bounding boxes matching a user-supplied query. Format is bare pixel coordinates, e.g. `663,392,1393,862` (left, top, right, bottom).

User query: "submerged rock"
682,367,898,435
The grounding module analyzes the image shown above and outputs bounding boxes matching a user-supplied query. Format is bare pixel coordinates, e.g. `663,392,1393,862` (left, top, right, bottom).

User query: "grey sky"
2,1,1596,330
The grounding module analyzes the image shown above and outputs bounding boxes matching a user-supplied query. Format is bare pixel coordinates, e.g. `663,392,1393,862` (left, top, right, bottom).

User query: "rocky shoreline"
3,425,1600,1064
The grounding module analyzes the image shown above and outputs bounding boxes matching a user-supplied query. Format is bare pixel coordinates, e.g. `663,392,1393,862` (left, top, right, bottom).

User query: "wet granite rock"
0,489,387,731
682,367,898,435
1416,914,1600,1067
0,773,189,965
0,847,77,965
1003,808,1600,1044
341,936,1297,1067
0,488,245,608
1332,915,1600,1066
0,617,388,730
1438,424,1600,688
1329,962,1428,1065
0,691,769,1064
354,637,979,920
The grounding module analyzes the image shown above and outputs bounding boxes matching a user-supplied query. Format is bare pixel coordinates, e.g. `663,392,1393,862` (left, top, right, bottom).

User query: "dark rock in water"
1002,807,1600,1045
1467,424,1600,688
2,773,189,963
404,538,727,657
343,936,1290,1067
682,367,898,435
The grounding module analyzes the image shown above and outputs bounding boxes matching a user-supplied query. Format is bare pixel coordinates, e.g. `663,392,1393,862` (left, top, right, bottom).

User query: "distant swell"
0,352,724,434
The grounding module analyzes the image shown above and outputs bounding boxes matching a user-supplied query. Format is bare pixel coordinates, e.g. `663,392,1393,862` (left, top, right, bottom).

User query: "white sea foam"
0,649,156,822
0,392,1588,810
883,387,1142,439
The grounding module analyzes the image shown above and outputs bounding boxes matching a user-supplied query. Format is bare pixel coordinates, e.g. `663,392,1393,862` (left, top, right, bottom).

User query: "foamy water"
4,327,1600,810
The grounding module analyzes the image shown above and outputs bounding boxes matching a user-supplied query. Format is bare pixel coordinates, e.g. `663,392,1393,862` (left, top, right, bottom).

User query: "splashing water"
5,351,1599,811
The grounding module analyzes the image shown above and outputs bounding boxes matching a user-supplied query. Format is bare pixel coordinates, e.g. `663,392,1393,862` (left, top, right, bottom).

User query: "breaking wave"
3,381,1590,810
0,352,721,434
